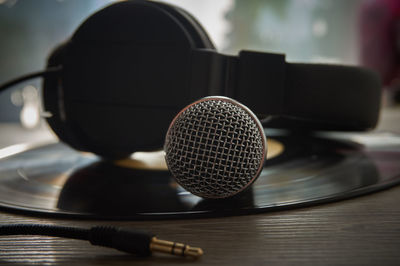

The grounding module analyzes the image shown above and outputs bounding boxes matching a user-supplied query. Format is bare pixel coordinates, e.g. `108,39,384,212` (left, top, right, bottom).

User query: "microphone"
164,96,267,199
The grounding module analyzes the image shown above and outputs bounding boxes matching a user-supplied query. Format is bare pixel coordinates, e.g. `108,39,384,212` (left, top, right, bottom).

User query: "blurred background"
0,0,399,129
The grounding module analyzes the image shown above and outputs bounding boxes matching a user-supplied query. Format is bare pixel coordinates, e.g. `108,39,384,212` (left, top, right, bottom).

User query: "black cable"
0,66,62,94
0,224,89,241
0,224,203,258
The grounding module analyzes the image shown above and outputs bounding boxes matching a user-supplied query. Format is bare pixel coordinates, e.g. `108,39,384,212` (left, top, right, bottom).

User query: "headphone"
0,0,381,198
37,0,381,158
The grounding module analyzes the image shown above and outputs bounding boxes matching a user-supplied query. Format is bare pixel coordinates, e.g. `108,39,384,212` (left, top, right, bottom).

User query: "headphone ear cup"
44,2,217,159
55,1,221,158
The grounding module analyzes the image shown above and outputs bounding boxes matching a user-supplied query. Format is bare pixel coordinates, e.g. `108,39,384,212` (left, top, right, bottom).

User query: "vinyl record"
0,131,399,220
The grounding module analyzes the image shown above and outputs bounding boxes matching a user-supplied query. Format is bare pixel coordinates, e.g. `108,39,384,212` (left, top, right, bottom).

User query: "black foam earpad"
43,41,88,151
43,42,66,143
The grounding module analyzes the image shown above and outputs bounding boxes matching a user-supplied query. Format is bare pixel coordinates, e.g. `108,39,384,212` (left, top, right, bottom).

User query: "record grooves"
0,131,399,220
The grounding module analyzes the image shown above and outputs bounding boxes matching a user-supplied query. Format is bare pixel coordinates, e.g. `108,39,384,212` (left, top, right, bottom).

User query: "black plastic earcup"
43,0,215,158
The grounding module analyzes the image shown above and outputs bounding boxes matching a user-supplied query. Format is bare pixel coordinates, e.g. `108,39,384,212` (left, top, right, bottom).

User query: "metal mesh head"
164,97,266,199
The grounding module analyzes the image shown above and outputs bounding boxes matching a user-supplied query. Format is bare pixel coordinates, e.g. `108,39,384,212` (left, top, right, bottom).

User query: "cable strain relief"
89,226,153,256
88,226,117,248
112,228,153,257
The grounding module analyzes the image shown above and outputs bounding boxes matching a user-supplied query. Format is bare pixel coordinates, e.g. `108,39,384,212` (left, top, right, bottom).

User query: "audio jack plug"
0,224,203,259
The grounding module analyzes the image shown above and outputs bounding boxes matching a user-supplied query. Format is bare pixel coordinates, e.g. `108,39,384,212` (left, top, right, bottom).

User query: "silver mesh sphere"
164,97,266,199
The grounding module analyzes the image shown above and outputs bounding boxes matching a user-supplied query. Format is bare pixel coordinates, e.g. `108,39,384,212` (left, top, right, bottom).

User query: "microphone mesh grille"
164,98,266,198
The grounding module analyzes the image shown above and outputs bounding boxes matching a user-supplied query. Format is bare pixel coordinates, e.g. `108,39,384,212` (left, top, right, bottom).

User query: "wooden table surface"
0,107,399,265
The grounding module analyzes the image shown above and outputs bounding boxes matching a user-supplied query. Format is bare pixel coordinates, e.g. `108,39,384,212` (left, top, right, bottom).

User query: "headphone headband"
190,49,381,130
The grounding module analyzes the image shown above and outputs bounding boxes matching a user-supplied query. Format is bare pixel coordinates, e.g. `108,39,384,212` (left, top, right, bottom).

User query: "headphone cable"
0,224,203,258
0,66,62,94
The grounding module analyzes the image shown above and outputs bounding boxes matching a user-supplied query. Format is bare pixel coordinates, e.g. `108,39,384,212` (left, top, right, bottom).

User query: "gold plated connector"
149,237,203,258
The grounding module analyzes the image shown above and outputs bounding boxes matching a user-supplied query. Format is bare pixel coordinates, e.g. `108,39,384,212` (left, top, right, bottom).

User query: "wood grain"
0,185,400,265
